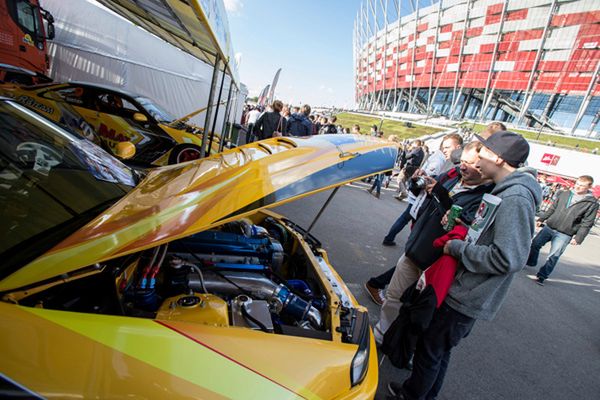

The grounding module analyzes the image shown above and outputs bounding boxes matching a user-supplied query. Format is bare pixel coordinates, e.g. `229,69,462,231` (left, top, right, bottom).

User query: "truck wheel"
168,144,202,164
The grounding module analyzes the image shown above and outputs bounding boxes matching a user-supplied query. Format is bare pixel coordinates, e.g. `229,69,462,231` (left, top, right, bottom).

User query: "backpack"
287,115,302,136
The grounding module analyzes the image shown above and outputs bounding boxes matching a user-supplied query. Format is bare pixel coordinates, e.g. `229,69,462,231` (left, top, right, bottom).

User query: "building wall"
355,0,600,134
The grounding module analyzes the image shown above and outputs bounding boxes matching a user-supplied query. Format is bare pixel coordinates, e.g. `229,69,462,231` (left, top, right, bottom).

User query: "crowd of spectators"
242,101,369,142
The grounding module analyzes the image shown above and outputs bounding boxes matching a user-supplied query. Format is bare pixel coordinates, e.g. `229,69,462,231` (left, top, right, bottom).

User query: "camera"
411,176,427,189
409,176,427,195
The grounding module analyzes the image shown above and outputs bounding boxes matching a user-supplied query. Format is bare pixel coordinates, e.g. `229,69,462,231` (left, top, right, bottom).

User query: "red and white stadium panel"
355,0,600,98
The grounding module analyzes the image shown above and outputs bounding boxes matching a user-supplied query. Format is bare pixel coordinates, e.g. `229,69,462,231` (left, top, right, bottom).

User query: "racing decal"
98,123,130,145
22,34,34,47
16,95,54,115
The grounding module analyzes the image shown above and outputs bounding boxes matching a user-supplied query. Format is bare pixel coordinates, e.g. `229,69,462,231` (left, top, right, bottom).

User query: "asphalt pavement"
273,181,600,400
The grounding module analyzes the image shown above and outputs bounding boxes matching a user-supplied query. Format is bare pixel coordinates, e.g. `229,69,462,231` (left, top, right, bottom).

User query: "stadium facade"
353,0,600,137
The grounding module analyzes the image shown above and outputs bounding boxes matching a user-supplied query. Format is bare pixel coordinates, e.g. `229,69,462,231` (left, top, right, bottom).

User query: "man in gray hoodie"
387,131,542,400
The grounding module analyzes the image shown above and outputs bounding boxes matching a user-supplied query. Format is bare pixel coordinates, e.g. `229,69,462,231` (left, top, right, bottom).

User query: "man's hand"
536,221,543,228
412,168,426,178
441,209,464,227
443,241,452,255
444,239,464,256
424,176,437,194
441,210,450,226
570,239,578,245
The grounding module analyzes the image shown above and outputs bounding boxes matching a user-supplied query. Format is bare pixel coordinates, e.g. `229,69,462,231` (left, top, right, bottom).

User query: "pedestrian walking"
386,131,541,400
526,175,598,285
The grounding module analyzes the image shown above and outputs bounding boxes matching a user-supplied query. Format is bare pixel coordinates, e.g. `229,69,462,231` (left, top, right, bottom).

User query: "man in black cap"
387,131,542,400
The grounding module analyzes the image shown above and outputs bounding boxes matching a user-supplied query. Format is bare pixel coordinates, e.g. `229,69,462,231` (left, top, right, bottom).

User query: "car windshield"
135,97,175,123
0,101,136,281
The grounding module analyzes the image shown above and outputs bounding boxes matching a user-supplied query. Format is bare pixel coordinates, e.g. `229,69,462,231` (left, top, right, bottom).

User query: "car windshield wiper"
0,196,123,285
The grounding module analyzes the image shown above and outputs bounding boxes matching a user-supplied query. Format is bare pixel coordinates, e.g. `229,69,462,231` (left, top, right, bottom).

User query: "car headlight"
350,311,370,386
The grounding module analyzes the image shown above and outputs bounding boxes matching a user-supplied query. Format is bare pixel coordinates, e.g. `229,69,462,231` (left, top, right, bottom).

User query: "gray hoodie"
446,167,542,320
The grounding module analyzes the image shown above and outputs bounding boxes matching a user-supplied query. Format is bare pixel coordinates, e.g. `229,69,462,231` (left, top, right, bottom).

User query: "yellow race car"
0,98,398,399
0,81,220,166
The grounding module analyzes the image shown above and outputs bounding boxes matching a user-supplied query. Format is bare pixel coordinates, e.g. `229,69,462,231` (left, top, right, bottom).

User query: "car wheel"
168,144,203,164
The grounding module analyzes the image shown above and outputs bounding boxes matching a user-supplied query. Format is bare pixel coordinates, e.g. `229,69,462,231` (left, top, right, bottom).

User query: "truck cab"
0,0,54,84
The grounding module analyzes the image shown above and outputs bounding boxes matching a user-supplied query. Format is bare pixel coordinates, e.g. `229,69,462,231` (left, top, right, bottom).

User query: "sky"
224,0,362,108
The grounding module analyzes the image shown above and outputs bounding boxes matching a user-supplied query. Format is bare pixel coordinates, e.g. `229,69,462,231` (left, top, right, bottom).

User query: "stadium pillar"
392,0,402,111
427,0,443,116
517,0,557,125
479,0,508,122
379,0,389,112
408,0,420,113
450,0,472,119
571,60,600,135
460,89,474,120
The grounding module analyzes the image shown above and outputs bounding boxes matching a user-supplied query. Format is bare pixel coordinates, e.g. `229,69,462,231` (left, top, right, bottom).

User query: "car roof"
68,82,141,98
24,81,142,99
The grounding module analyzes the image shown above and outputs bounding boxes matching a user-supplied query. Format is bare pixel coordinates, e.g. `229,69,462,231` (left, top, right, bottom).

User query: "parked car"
0,98,398,399
0,82,220,166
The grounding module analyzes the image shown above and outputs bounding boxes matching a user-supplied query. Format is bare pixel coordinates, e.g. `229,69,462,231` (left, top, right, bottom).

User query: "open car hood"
0,135,397,292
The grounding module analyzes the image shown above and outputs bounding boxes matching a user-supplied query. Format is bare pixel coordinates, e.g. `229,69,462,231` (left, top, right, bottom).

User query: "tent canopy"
95,0,239,87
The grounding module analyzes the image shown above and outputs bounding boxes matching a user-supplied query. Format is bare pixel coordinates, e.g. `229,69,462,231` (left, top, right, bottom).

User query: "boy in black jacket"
526,175,599,285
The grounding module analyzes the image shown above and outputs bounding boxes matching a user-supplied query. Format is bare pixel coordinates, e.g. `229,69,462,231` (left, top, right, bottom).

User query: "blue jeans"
370,173,383,195
526,225,571,280
384,204,413,243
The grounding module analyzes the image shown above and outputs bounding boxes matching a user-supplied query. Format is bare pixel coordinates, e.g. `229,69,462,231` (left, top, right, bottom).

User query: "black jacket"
381,283,437,369
254,111,287,140
405,147,424,168
405,168,494,269
539,191,599,244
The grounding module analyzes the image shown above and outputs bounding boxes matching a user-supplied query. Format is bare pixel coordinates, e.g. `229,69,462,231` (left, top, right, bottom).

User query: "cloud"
224,0,244,14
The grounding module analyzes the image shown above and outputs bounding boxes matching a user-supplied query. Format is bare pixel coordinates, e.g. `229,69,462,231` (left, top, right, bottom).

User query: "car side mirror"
133,112,148,122
46,24,55,40
115,141,136,159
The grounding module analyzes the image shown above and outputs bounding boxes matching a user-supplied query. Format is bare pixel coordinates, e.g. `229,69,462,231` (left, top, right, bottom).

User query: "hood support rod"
304,187,340,239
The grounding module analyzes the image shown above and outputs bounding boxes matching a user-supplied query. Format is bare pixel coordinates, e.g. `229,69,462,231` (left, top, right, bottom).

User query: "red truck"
0,0,55,84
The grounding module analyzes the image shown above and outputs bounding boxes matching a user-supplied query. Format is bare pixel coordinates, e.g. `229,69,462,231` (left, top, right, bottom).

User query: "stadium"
353,0,600,137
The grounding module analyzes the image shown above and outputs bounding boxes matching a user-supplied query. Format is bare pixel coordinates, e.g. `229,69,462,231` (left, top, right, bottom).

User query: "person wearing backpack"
286,104,313,136
254,100,287,140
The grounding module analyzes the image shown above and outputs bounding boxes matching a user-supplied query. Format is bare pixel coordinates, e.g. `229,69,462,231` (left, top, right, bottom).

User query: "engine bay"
17,213,362,343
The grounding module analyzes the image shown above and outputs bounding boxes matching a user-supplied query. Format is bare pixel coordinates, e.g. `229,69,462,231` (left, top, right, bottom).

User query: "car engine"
119,217,330,337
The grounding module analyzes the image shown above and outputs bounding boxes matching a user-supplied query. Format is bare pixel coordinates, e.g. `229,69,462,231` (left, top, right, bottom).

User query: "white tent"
44,0,246,136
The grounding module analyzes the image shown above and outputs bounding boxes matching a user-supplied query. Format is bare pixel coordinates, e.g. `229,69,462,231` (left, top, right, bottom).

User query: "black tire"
168,143,203,164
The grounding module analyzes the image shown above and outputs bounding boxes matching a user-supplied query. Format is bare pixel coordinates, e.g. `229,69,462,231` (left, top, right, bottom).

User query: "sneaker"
375,192,381,199
387,382,407,399
535,277,545,286
382,240,397,246
364,282,385,305
365,188,373,194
